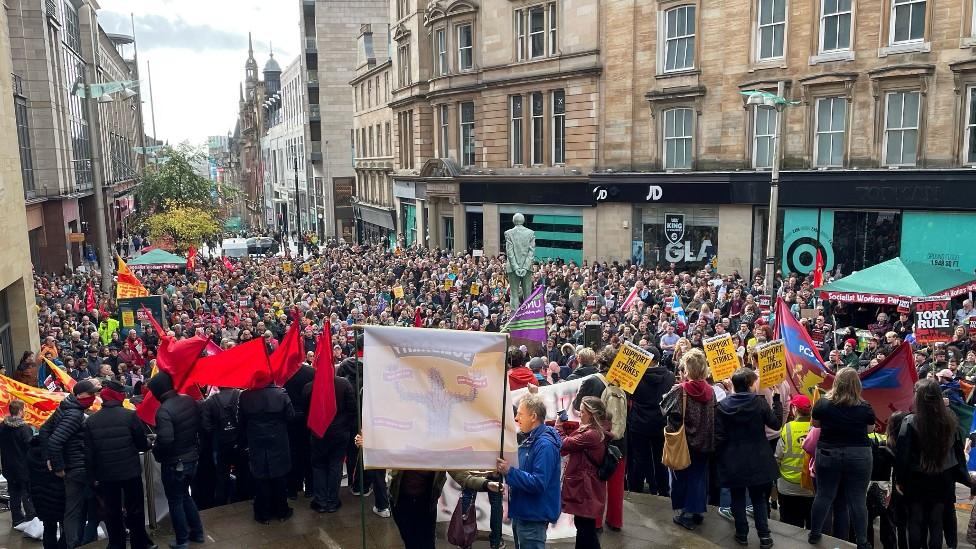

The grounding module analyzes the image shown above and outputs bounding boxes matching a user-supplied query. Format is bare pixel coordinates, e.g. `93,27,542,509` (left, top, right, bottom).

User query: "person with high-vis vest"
774,394,814,529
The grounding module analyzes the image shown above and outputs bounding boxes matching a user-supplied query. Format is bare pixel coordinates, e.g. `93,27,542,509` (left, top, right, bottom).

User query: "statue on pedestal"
504,213,535,306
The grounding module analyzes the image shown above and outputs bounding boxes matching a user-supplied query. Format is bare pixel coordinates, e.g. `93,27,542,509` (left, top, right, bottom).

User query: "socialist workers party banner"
362,326,517,470
914,297,952,344
605,341,653,393
704,333,738,381
502,285,547,343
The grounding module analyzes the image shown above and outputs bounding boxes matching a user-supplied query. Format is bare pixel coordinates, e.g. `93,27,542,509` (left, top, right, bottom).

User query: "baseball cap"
790,394,812,412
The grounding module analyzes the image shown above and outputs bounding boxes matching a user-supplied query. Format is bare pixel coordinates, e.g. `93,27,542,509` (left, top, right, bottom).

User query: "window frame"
397,43,412,87
662,5,697,73
889,0,926,45
515,3,557,61
435,28,448,76
511,95,524,166
548,3,558,56
439,104,450,159
530,91,544,165
552,89,566,165
663,107,694,170
459,101,476,167
813,96,847,168
882,90,921,167
752,105,778,169
819,0,853,53
966,86,976,166
756,0,787,61
457,23,474,72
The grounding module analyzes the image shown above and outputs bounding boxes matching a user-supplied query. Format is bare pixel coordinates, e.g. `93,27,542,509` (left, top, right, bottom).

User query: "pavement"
0,491,860,549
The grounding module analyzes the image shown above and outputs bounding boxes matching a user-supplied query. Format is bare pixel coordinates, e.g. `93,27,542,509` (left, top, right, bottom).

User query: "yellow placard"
283,261,293,273
121,310,135,327
605,341,654,394
196,281,208,294
393,285,404,299
303,263,311,273
757,339,787,390
470,283,480,296
444,278,454,290
703,334,739,381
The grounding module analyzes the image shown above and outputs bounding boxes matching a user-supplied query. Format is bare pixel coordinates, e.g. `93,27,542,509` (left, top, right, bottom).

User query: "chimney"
357,24,376,71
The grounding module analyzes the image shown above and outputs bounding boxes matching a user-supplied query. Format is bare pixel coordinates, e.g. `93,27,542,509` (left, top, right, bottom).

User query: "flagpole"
500,333,510,460
352,325,366,549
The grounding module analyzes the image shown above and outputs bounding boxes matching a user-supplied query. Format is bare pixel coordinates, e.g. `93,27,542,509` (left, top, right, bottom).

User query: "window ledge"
655,68,700,80
962,37,976,48
808,50,854,65
749,59,788,72
878,41,931,57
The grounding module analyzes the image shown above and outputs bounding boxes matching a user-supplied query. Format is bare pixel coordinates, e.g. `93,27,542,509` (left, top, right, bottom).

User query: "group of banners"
703,333,787,389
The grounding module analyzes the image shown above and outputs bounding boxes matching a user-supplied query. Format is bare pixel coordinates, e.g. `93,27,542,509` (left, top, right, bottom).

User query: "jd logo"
593,186,609,201
645,185,663,201
664,213,685,245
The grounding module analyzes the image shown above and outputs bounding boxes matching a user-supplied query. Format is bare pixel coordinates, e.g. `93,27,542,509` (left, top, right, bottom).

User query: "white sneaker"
372,506,391,518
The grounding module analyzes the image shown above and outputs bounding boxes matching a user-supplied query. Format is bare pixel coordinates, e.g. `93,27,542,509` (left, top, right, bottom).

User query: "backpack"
215,390,241,448
585,434,623,481
597,374,627,441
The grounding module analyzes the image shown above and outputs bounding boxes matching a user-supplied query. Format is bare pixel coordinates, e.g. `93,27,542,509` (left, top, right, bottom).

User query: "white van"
221,238,249,258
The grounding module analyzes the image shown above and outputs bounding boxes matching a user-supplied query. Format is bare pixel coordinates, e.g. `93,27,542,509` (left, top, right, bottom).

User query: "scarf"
100,387,126,403
681,379,714,403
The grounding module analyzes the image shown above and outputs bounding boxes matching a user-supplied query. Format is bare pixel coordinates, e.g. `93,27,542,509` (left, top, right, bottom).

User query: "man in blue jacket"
497,394,561,549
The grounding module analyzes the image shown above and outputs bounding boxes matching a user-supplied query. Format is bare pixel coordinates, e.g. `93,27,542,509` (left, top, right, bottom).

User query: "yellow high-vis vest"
779,419,812,485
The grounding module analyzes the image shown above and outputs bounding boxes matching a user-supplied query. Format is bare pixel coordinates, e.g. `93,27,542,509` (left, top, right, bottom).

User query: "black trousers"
253,476,290,522
287,421,312,496
98,476,153,549
777,492,812,529
392,495,436,549
42,519,66,549
213,447,235,505
7,479,34,525
573,516,600,549
626,430,669,495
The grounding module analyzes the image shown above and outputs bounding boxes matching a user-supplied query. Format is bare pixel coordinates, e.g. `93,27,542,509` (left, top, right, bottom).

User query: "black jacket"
239,385,295,479
715,392,783,488
284,364,315,419
200,388,242,449
39,394,88,472
153,391,201,465
28,439,64,521
566,364,599,382
627,366,675,435
304,374,356,451
84,401,150,482
0,416,33,481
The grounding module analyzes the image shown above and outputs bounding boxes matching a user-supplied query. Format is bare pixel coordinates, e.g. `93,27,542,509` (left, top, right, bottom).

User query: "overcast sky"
97,0,300,147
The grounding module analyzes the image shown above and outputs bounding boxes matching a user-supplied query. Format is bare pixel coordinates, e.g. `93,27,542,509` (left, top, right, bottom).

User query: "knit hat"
146,370,175,397
73,379,99,396
937,368,954,379
844,338,857,348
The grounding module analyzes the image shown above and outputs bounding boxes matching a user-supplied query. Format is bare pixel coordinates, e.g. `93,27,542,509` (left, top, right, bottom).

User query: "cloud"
98,11,274,53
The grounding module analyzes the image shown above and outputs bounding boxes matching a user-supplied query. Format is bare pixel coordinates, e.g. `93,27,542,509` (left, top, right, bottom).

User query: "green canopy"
127,248,187,271
818,257,976,304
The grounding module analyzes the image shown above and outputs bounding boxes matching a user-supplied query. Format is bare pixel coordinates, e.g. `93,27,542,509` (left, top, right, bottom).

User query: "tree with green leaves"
143,204,222,254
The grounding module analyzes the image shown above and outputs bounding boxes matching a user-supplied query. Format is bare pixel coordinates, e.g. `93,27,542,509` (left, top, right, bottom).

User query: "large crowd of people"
6,239,976,549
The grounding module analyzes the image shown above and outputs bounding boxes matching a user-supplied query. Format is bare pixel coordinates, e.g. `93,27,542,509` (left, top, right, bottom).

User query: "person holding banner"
496,394,561,549
808,367,876,549
662,349,716,530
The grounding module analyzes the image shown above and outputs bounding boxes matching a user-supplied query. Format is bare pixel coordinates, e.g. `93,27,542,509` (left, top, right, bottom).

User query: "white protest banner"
362,326,517,470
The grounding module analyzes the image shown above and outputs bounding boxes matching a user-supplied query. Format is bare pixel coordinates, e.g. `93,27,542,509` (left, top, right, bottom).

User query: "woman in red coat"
558,396,611,549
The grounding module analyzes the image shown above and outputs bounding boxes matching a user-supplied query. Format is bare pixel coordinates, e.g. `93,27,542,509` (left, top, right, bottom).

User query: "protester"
626,346,672,496
29,435,64,549
774,395,814,528
305,368,356,514
662,349,716,530
200,386,244,505
149,372,205,549
239,381,296,524
715,368,782,548
284,357,315,499
808,367,876,548
0,399,35,526
497,394,561,549
557,396,611,549
83,379,155,549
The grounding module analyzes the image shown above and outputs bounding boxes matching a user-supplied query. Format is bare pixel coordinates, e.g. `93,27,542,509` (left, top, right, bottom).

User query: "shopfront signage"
664,213,685,244
589,182,732,205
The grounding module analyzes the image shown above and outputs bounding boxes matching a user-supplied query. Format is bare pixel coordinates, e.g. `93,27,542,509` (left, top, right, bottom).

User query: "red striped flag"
620,286,640,312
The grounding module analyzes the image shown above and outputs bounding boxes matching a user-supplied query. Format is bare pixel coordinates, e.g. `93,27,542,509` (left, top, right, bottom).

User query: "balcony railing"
305,37,317,52
309,105,320,121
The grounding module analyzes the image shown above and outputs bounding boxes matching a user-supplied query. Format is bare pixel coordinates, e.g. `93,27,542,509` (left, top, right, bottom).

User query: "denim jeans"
719,486,752,508
460,488,502,547
810,446,872,548
512,518,548,549
366,469,390,511
160,460,204,547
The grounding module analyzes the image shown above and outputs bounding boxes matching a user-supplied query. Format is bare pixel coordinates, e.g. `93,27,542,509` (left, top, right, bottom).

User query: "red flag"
85,283,95,313
414,308,423,328
187,246,197,271
222,256,235,271
813,249,825,288
270,311,304,386
203,340,222,356
185,337,272,389
859,342,918,426
307,322,337,438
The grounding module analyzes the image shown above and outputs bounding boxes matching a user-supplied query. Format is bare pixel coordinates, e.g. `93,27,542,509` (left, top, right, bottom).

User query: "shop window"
883,90,919,167
663,107,693,170
814,97,846,167
663,6,696,72
757,0,787,60
500,213,582,264
637,207,718,269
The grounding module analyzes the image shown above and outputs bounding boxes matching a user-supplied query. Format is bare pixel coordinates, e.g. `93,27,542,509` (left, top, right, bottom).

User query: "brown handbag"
662,391,691,471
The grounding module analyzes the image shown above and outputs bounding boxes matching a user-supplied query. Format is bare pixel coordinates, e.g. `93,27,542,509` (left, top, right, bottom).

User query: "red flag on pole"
307,322,337,438
813,249,825,288
186,246,197,270
270,310,304,386
414,308,423,328
85,283,95,313
222,256,235,271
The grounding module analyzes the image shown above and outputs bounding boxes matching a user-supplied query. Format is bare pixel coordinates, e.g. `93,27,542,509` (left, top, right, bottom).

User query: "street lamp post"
80,66,114,294
294,156,304,257
742,82,794,297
